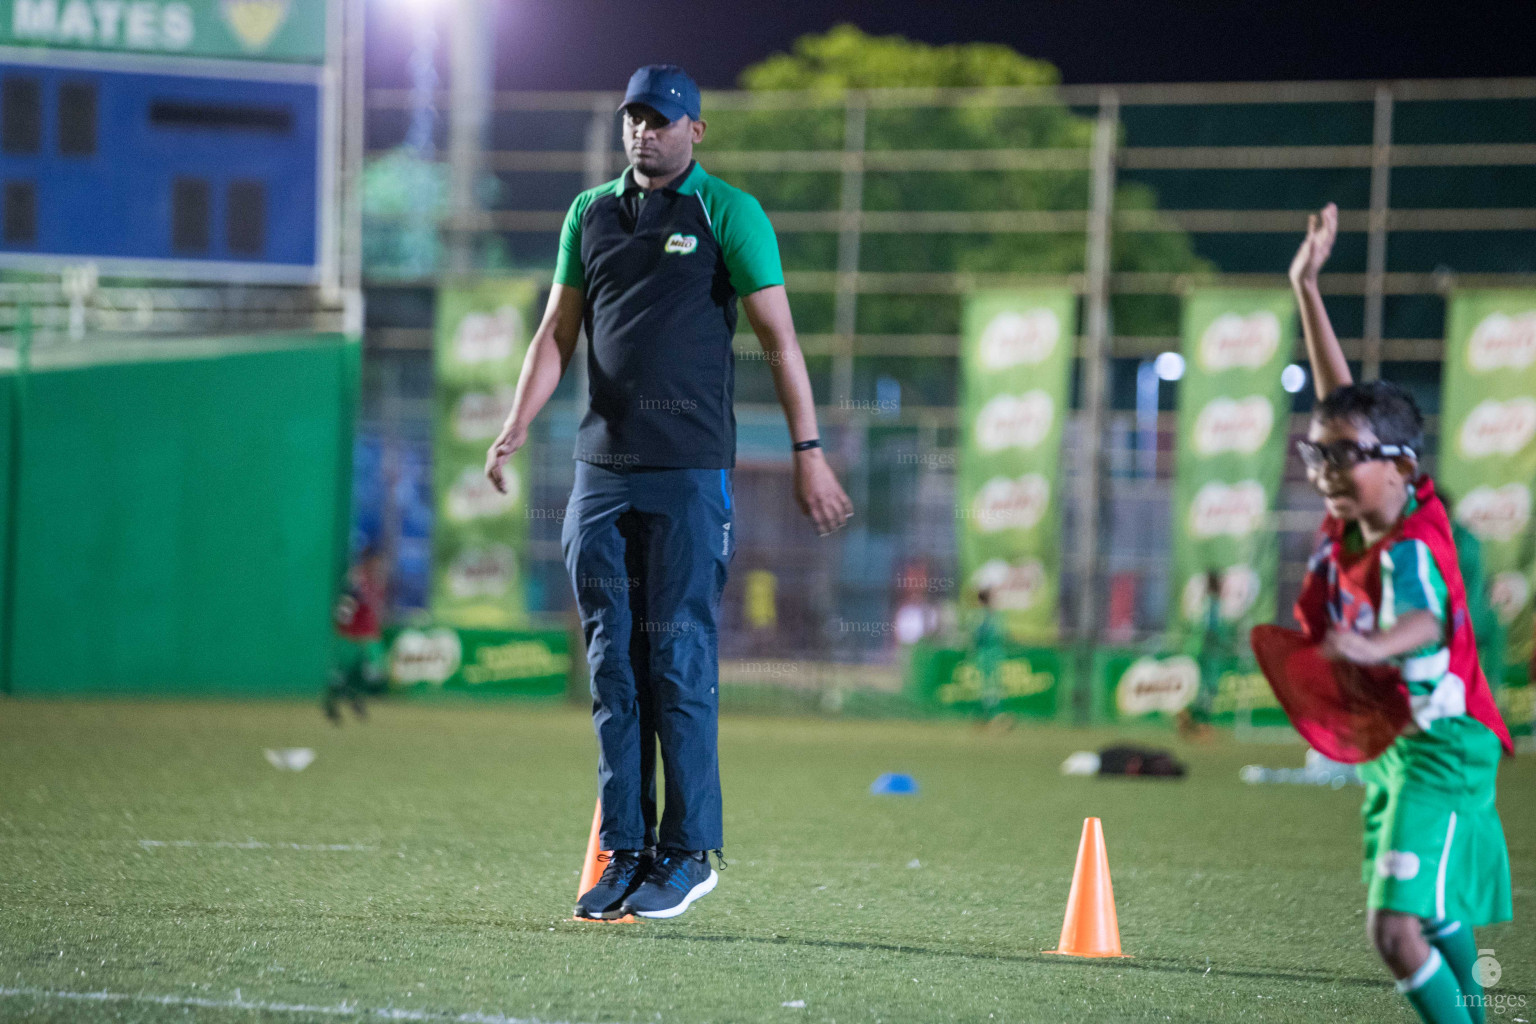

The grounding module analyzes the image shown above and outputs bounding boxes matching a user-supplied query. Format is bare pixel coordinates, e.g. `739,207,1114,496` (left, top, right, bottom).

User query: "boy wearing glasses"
1276,203,1513,1024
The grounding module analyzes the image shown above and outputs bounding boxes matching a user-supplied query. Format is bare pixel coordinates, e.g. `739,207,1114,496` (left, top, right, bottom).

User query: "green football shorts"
1359,716,1511,926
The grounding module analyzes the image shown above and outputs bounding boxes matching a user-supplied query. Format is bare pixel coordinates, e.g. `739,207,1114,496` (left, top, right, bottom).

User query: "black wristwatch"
792,439,822,453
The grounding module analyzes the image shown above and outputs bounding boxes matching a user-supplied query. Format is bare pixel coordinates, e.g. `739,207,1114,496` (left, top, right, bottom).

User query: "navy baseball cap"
619,64,701,123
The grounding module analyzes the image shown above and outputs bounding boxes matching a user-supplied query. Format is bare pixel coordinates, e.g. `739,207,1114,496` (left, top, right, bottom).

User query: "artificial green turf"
0,700,1530,1024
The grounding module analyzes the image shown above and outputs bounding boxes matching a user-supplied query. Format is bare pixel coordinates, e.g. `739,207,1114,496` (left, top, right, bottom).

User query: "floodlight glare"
1281,363,1308,394
1153,351,1185,382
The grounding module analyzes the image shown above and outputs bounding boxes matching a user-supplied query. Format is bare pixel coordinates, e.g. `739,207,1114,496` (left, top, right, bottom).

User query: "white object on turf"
1060,751,1101,775
633,869,717,919
264,748,316,771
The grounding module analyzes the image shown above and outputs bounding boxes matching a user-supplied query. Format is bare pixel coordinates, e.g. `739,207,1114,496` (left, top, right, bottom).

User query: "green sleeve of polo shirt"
700,180,784,296
553,186,606,291
1381,538,1454,693
1383,539,1448,623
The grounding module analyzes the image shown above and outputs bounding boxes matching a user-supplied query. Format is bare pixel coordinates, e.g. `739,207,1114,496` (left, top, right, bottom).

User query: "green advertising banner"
1,0,328,63
1170,290,1297,642
956,290,1077,643
1439,290,1536,729
385,625,572,698
904,641,1065,720
432,279,538,629
1089,650,1285,727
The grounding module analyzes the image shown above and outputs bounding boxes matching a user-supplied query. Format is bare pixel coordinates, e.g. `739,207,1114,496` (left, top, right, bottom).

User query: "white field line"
138,840,378,852
0,985,610,1024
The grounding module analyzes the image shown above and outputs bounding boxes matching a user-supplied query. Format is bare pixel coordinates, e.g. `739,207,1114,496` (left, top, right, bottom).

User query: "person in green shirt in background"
971,586,1007,722
1441,492,1505,696
1179,569,1234,740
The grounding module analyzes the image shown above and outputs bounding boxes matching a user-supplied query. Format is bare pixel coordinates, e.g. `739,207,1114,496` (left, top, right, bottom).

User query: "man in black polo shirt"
485,64,852,920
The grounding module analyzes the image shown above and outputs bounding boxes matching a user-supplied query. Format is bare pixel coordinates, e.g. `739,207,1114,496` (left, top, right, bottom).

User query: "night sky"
367,0,1536,91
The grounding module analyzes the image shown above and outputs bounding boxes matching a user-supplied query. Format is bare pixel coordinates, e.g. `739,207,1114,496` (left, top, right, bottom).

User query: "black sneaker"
619,848,718,920
574,849,651,920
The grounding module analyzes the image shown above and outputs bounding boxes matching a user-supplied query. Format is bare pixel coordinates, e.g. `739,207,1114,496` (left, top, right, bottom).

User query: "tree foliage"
705,25,1206,339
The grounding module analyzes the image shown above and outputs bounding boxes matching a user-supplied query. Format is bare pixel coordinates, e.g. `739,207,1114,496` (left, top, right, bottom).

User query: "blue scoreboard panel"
0,52,327,282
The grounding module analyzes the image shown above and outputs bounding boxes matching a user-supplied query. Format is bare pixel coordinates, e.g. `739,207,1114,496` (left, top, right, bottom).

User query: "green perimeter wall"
1,334,358,696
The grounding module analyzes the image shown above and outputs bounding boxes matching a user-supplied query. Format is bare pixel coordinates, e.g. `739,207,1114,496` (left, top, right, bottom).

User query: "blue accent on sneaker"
620,848,718,919
574,849,651,920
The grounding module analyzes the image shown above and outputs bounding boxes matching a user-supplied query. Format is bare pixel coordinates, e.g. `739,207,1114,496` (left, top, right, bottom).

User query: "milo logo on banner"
1441,291,1536,681
453,306,524,367
453,387,517,443
1189,480,1268,539
1458,398,1536,459
1198,311,1281,372
1491,572,1532,627
975,391,1055,451
1193,397,1274,455
978,308,1060,369
972,474,1051,533
446,544,518,601
389,628,464,686
1457,484,1532,544
958,291,1077,643
1180,563,1261,624
1116,656,1200,716
445,465,518,522
969,557,1048,611
1466,311,1536,372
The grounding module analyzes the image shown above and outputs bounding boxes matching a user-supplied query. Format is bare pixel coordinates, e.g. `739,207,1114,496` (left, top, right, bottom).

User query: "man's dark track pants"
562,462,734,851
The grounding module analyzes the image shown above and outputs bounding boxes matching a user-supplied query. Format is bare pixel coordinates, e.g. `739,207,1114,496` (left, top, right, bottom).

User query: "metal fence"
358,77,1536,663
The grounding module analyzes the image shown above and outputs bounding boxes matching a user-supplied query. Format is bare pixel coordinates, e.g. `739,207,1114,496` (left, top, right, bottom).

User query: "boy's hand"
1320,628,1383,665
1289,202,1338,287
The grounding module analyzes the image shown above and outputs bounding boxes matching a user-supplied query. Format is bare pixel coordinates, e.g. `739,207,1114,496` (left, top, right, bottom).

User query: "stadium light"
1281,363,1308,394
1153,351,1185,382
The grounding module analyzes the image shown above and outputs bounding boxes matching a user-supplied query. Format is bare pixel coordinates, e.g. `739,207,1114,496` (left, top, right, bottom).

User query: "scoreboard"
0,0,335,284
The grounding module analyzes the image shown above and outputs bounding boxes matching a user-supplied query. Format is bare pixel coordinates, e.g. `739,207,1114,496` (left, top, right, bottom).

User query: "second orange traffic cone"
573,799,634,923
1044,817,1129,957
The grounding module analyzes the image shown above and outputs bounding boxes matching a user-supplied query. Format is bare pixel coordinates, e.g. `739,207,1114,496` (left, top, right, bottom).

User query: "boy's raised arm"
1289,202,1352,400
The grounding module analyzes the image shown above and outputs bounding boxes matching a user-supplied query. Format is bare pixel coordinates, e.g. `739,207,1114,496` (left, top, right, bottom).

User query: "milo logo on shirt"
664,233,698,255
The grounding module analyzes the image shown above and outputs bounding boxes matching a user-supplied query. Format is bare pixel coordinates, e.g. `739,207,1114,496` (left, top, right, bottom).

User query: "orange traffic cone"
573,799,634,923
1044,817,1129,957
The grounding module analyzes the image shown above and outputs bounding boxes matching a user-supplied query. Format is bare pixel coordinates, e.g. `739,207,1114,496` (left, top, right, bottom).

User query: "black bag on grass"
1097,745,1187,778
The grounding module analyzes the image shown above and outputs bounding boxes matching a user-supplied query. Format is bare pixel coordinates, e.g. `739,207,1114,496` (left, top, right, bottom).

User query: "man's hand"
1320,628,1383,665
1289,202,1338,288
484,423,528,495
793,447,854,536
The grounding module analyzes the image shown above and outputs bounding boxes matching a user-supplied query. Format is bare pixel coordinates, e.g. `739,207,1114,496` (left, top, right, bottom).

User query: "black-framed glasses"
1296,439,1416,472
